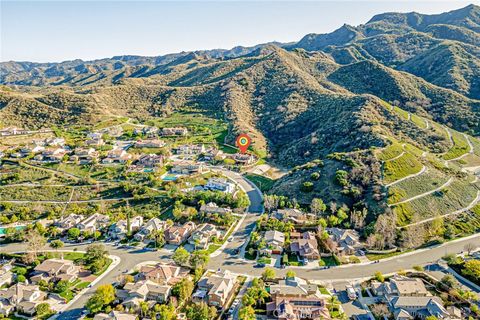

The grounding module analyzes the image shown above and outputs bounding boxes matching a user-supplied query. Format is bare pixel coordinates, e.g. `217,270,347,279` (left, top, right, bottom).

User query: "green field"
377,142,404,161
388,168,449,204
443,130,470,160
244,174,276,192
393,178,480,226
411,114,427,129
383,152,423,184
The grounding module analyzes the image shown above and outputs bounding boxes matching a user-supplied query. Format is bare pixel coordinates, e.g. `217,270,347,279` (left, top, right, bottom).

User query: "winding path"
400,191,480,229
388,177,453,207
385,165,427,188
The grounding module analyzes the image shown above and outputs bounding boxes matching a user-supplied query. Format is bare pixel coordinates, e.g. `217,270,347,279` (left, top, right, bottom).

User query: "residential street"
2,170,480,318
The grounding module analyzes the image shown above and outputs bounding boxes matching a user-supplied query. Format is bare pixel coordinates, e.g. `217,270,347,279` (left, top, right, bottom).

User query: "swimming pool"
162,174,178,181
0,225,25,235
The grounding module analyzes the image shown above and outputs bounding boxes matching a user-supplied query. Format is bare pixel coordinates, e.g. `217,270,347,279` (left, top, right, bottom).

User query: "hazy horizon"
1,0,479,63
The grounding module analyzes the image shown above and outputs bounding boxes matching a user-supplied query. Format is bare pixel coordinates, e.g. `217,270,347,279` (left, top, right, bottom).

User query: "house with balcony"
0,283,47,316
77,213,110,232
188,223,220,249
266,276,330,320
193,270,237,309
134,218,169,242
135,264,182,285
205,178,235,194
290,232,320,261
164,221,196,245
31,258,79,284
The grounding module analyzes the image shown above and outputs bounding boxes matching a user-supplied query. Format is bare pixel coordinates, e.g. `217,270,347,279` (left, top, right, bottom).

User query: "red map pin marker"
236,134,251,154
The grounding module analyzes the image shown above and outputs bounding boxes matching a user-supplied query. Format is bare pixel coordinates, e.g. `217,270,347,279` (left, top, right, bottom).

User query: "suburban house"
160,127,188,136
56,214,84,229
200,202,232,216
31,259,79,283
205,178,235,193
266,276,330,320
134,139,165,148
326,227,363,255
85,137,105,147
231,153,255,165
122,280,171,309
134,126,159,137
290,232,320,261
164,221,196,245
170,160,205,175
0,265,13,287
71,147,99,164
94,311,137,320
44,137,66,147
274,209,316,225
188,223,220,249
260,230,285,255
174,144,206,156
77,213,110,232
102,148,132,164
33,147,67,163
0,283,47,316
193,270,237,309
134,218,168,242
135,264,182,285
371,275,462,320
109,216,144,240
136,154,164,168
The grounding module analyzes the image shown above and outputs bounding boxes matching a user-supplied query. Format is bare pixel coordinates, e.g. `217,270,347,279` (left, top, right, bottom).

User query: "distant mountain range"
2,4,480,223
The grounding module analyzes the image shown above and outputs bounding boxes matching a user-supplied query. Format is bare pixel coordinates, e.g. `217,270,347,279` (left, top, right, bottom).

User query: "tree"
140,301,149,318
440,275,458,288
24,228,46,260
156,304,176,320
190,250,210,269
172,247,190,266
463,260,480,282
86,284,115,313
286,270,296,278
238,305,256,320
68,228,81,240
464,243,476,255
172,278,194,304
149,230,165,248
425,316,439,320
49,240,64,250
85,244,108,273
262,268,276,281
373,272,384,283
185,302,217,320
370,303,390,319
310,198,326,216
55,280,70,293
35,303,52,317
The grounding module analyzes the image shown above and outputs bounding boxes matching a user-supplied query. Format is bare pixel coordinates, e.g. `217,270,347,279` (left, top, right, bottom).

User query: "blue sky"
1,0,478,62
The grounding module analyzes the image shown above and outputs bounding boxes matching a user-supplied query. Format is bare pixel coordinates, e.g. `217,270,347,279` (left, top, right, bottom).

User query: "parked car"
346,285,357,300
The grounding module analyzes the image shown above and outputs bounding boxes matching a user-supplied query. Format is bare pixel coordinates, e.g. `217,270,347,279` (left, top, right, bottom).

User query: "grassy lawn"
365,250,413,261
319,286,330,295
59,289,75,301
320,256,339,266
206,244,221,254
287,253,301,266
257,257,271,265
244,174,275,192
48,251,86,262
94,257,113,276
73,281,91,290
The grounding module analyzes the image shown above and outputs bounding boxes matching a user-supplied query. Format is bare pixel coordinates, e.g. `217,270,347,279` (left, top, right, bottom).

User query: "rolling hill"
2,4,480,238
